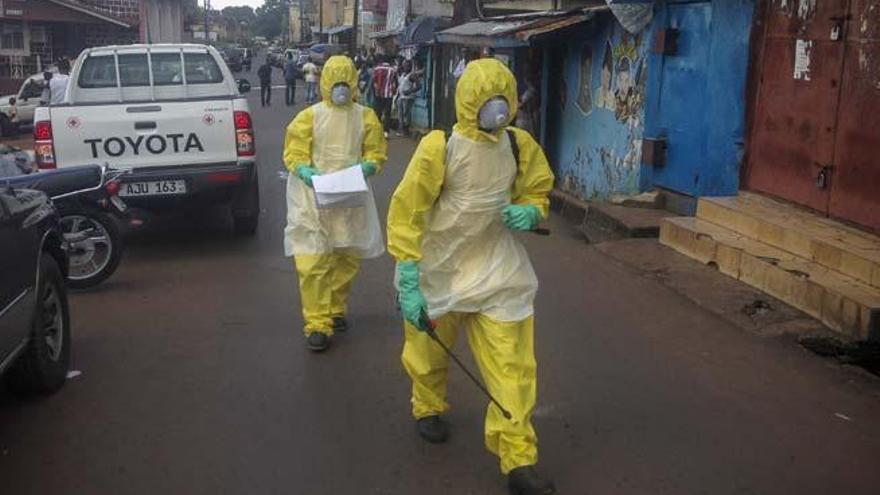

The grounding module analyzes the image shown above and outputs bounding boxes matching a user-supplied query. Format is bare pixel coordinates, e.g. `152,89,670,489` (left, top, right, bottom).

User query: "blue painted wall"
547,17,654,200
546,0,754,201
643,0,754,197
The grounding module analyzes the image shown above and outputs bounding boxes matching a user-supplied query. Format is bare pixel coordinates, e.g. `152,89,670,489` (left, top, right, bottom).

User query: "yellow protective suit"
284,55,387,335
387,58,554,474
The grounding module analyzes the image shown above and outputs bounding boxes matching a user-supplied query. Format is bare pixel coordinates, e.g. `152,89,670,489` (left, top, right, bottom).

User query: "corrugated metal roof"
516,13,597,41
325,25,354,35
436,8,608,47
368,28,404,39
437,20,530,38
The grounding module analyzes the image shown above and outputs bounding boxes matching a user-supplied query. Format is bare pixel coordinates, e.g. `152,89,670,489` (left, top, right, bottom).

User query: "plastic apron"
418,131,538,322
284,102,385,259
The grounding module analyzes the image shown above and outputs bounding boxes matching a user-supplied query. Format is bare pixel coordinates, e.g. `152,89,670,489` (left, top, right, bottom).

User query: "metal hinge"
816,165,833,189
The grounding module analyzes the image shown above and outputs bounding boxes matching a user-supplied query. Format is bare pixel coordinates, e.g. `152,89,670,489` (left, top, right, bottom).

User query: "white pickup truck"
32,44,259,235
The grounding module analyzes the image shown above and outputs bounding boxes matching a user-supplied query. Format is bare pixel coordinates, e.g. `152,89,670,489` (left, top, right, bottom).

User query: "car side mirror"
237,79,251,94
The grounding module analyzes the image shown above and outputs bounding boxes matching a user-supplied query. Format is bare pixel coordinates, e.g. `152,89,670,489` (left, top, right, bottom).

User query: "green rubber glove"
502,204,542,231
359,162,377,178
295,164,320,188
396,261,429,331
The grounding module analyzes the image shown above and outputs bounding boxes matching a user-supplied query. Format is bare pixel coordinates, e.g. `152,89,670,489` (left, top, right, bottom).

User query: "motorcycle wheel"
60,209,124,289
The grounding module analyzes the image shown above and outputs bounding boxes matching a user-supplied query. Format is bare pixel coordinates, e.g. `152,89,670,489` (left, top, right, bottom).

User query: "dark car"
222,49,243,73
0,182,71,395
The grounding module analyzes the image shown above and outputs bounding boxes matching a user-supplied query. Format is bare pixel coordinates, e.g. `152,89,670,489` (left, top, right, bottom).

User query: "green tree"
221,6,256,42
255,0,287,40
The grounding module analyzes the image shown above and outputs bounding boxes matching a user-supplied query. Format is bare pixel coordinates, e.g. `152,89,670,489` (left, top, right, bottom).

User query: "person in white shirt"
43,59,72,105
302,61,319,104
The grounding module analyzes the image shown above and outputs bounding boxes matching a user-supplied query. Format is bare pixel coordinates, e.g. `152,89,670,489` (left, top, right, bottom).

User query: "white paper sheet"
312,165,369,209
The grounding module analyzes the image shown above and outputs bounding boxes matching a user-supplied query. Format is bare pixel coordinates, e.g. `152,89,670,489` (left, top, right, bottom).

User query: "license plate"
120,180,187,197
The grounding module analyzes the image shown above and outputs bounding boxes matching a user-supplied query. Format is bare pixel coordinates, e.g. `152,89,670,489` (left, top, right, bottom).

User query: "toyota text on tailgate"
32,44,260,236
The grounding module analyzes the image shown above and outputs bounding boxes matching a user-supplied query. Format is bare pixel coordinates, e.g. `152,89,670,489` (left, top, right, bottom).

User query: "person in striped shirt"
371,57,397,137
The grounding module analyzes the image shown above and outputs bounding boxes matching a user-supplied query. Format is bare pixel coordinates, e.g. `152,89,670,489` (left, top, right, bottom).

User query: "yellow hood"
320,55,359,105
454,58,519,141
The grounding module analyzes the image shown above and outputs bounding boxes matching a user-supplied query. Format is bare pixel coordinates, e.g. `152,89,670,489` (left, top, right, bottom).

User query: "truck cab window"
118,54,149,87
151,53,183,86
184,53,223,84
20,80,43,99
78,55,117,88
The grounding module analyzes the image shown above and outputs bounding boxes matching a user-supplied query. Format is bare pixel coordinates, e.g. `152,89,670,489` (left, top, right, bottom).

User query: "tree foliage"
255,0,288,40
221,5,257,26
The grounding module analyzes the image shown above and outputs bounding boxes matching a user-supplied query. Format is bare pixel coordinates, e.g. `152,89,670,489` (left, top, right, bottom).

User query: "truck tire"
4,254,71,395
232,173,260,237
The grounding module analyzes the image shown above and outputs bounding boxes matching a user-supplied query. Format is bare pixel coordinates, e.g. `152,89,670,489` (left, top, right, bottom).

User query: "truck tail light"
33,120,56,169
234,110,255,157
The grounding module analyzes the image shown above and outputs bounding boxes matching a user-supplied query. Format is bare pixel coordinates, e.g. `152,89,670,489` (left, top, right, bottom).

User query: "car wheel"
4,254,71,395
60,209,124,289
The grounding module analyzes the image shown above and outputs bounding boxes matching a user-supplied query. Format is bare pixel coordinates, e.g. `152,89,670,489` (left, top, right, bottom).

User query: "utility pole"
319,0,323,43
299,0,305,43
350,0,359,55
203,0,211,42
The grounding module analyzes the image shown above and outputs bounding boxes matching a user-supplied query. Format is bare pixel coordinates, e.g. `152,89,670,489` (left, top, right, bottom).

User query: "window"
78,52,223,88
20,79,43,99
118,53,149,87
0,22,24,50
184,53,223,84
151,53,183,86
78,55,117,88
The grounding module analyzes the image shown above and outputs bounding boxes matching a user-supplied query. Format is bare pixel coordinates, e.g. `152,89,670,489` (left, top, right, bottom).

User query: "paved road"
2,81,880,495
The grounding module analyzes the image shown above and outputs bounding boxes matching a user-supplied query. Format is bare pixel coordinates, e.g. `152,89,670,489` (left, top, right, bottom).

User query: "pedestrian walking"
283,56,388,352
258,59,273,107
371,57,397,137
302,59,319,104
386,58,556,495
358,61,373,107
395,63,419,137
284,52,299,106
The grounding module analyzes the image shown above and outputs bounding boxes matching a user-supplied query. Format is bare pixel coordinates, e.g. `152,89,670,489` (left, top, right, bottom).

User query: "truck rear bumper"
118,161,257,210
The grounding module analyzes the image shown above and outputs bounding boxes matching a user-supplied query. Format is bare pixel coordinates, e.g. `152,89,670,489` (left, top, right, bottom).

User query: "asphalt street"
2,68,880,495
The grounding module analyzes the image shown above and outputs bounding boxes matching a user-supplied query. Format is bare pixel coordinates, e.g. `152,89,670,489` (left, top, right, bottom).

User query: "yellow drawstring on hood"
453,58,519,142
320,55,359,105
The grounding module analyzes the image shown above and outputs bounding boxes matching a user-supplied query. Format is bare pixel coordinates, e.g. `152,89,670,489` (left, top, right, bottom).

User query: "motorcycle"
4,164,130,288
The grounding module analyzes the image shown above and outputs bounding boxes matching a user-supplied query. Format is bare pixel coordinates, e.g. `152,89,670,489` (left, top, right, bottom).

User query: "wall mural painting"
597,40,615,111
576,46,593,115
558,30,650,199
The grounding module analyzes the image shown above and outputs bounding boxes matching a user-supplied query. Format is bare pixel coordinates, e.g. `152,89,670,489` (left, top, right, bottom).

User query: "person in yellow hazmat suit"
283,55,387,352
387,58,556,495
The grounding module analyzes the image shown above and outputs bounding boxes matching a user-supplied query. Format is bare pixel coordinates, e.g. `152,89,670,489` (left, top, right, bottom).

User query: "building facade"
544,0,754,206
0,0,183,92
